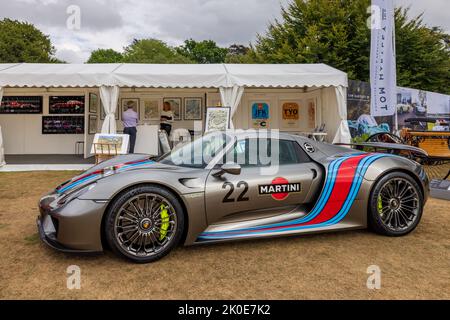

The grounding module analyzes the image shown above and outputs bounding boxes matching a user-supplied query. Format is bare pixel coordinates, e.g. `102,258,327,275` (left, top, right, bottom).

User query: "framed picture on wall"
163,98,182,120
251,102,270,129
121,98,140,119
184,97,202,120
88,114,98,134
89,93,99,114
143,99,160,120
42,116,84,134
0,96,43,114
281,101,300,129
49,96,85,114
205,107,231,132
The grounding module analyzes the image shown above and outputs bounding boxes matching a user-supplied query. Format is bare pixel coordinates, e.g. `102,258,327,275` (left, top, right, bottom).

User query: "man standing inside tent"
122,100,139,154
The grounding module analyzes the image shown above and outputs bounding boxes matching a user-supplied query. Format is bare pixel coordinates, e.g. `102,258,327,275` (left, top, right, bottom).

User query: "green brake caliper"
159,204,170,240
377,195,383,216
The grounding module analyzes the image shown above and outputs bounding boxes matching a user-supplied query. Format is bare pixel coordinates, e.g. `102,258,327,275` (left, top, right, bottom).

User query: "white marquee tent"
0,63,350,165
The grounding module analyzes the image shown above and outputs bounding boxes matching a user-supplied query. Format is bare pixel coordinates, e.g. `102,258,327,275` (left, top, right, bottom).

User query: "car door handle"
311,169,317,179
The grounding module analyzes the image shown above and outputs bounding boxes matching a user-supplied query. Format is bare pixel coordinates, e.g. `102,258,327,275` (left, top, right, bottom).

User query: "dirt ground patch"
0,168,449,300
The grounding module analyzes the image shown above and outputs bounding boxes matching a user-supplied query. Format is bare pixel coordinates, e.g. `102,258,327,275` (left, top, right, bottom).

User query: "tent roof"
0,63,347,88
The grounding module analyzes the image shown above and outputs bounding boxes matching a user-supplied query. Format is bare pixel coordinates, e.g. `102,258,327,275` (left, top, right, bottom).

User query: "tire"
368,172,424,237
104,185,185,263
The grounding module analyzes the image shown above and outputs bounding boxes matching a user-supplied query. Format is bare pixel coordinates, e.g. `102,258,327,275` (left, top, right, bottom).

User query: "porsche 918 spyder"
37,131,429,263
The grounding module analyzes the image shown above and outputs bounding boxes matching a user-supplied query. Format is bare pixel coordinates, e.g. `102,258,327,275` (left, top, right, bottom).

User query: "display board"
42,116,84,134
91,133,130,155
134,125,159,155
49,96,85,114
0,96,43,114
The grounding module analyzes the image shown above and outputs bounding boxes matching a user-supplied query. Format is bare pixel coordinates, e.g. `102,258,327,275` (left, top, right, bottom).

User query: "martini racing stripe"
198,153,389,240
200,153,366,235
56,159,154,194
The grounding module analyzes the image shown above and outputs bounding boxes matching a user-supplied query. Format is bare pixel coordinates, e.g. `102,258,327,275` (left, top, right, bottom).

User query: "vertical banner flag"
370,0,397,116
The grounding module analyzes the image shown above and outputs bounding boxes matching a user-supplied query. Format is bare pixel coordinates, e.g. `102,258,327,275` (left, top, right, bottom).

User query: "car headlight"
57,183,96,206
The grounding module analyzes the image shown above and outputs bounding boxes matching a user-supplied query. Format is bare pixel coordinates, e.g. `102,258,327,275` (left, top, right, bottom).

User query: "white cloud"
0,0,448,63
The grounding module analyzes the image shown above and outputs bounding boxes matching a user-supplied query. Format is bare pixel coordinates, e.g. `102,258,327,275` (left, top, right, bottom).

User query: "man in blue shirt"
122,101,139,153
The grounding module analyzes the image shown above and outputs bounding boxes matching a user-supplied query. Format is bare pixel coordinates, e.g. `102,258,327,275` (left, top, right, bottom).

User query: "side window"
224,139,310,167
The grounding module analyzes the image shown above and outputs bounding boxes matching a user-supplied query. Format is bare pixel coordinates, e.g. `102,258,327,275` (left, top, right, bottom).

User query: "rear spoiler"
335,142,429,158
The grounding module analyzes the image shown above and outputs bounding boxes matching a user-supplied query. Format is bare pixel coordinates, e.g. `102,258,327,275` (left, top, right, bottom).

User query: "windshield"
158,132,230,168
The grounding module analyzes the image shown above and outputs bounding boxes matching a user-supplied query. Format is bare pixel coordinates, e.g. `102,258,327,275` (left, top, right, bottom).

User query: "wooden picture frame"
89,93,99,114
184,97,203,120
143,99,160,121
88,114,98,134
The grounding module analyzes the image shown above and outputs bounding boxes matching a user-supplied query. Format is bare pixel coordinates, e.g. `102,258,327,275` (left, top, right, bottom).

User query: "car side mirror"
213,163,241,178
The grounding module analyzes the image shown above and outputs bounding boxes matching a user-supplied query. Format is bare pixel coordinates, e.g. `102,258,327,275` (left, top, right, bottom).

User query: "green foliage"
122,39,193,63
248,0,450,94
177,39,228,63
87,49,123,63
225,44,252,63
0,18,58,63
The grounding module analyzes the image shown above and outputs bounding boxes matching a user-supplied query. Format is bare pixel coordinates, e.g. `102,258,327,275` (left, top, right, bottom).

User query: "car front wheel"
368,172,424,236
104,185,184,263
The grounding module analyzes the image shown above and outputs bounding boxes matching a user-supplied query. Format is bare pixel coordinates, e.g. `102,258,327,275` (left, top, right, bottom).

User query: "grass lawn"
0,165,449,299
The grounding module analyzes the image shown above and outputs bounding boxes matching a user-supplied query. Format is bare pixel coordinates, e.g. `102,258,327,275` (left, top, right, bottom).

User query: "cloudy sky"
0,0,449,63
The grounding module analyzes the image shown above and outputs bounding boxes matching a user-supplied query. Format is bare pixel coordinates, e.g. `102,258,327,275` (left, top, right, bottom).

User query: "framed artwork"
49,96,85,114
89,93,99,114
88,115,98,134
205,107,231,132
42,116,84,134
281,102,300,128
251,102,270,129
0,96,43,114
184,97,203,120
121,98,140,119
163,98,182,120
100,104,119,120
91,133,130,155
143,99,160,120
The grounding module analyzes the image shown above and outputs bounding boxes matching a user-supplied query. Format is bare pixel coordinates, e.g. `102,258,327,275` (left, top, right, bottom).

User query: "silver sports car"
37,131,429,263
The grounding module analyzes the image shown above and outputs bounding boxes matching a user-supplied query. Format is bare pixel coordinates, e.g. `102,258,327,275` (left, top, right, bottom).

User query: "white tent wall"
230,88,334,140
320,86,346,143
0,88,88,156
0,86,5,166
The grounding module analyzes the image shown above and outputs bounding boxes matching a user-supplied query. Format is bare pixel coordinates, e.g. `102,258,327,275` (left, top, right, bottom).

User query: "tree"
176,39,228,64
248,0,450,94
87,49,123,63
0,19,58,63
225,44,251,63
122,39,193,63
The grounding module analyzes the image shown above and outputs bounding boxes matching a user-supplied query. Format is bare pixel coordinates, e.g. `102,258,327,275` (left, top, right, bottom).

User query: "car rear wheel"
368,172,424,236
104,185,184,263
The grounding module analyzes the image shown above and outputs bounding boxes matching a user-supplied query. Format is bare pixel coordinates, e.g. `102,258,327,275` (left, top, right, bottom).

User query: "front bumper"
37,192,106,253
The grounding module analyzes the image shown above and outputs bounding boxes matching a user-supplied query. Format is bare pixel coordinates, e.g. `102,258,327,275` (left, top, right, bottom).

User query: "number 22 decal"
222,181,249,203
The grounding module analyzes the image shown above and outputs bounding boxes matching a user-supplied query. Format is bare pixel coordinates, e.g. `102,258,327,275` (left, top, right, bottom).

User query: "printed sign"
259,177,301,201
281,102,300,128
252,102,269,120
282,102,299,120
